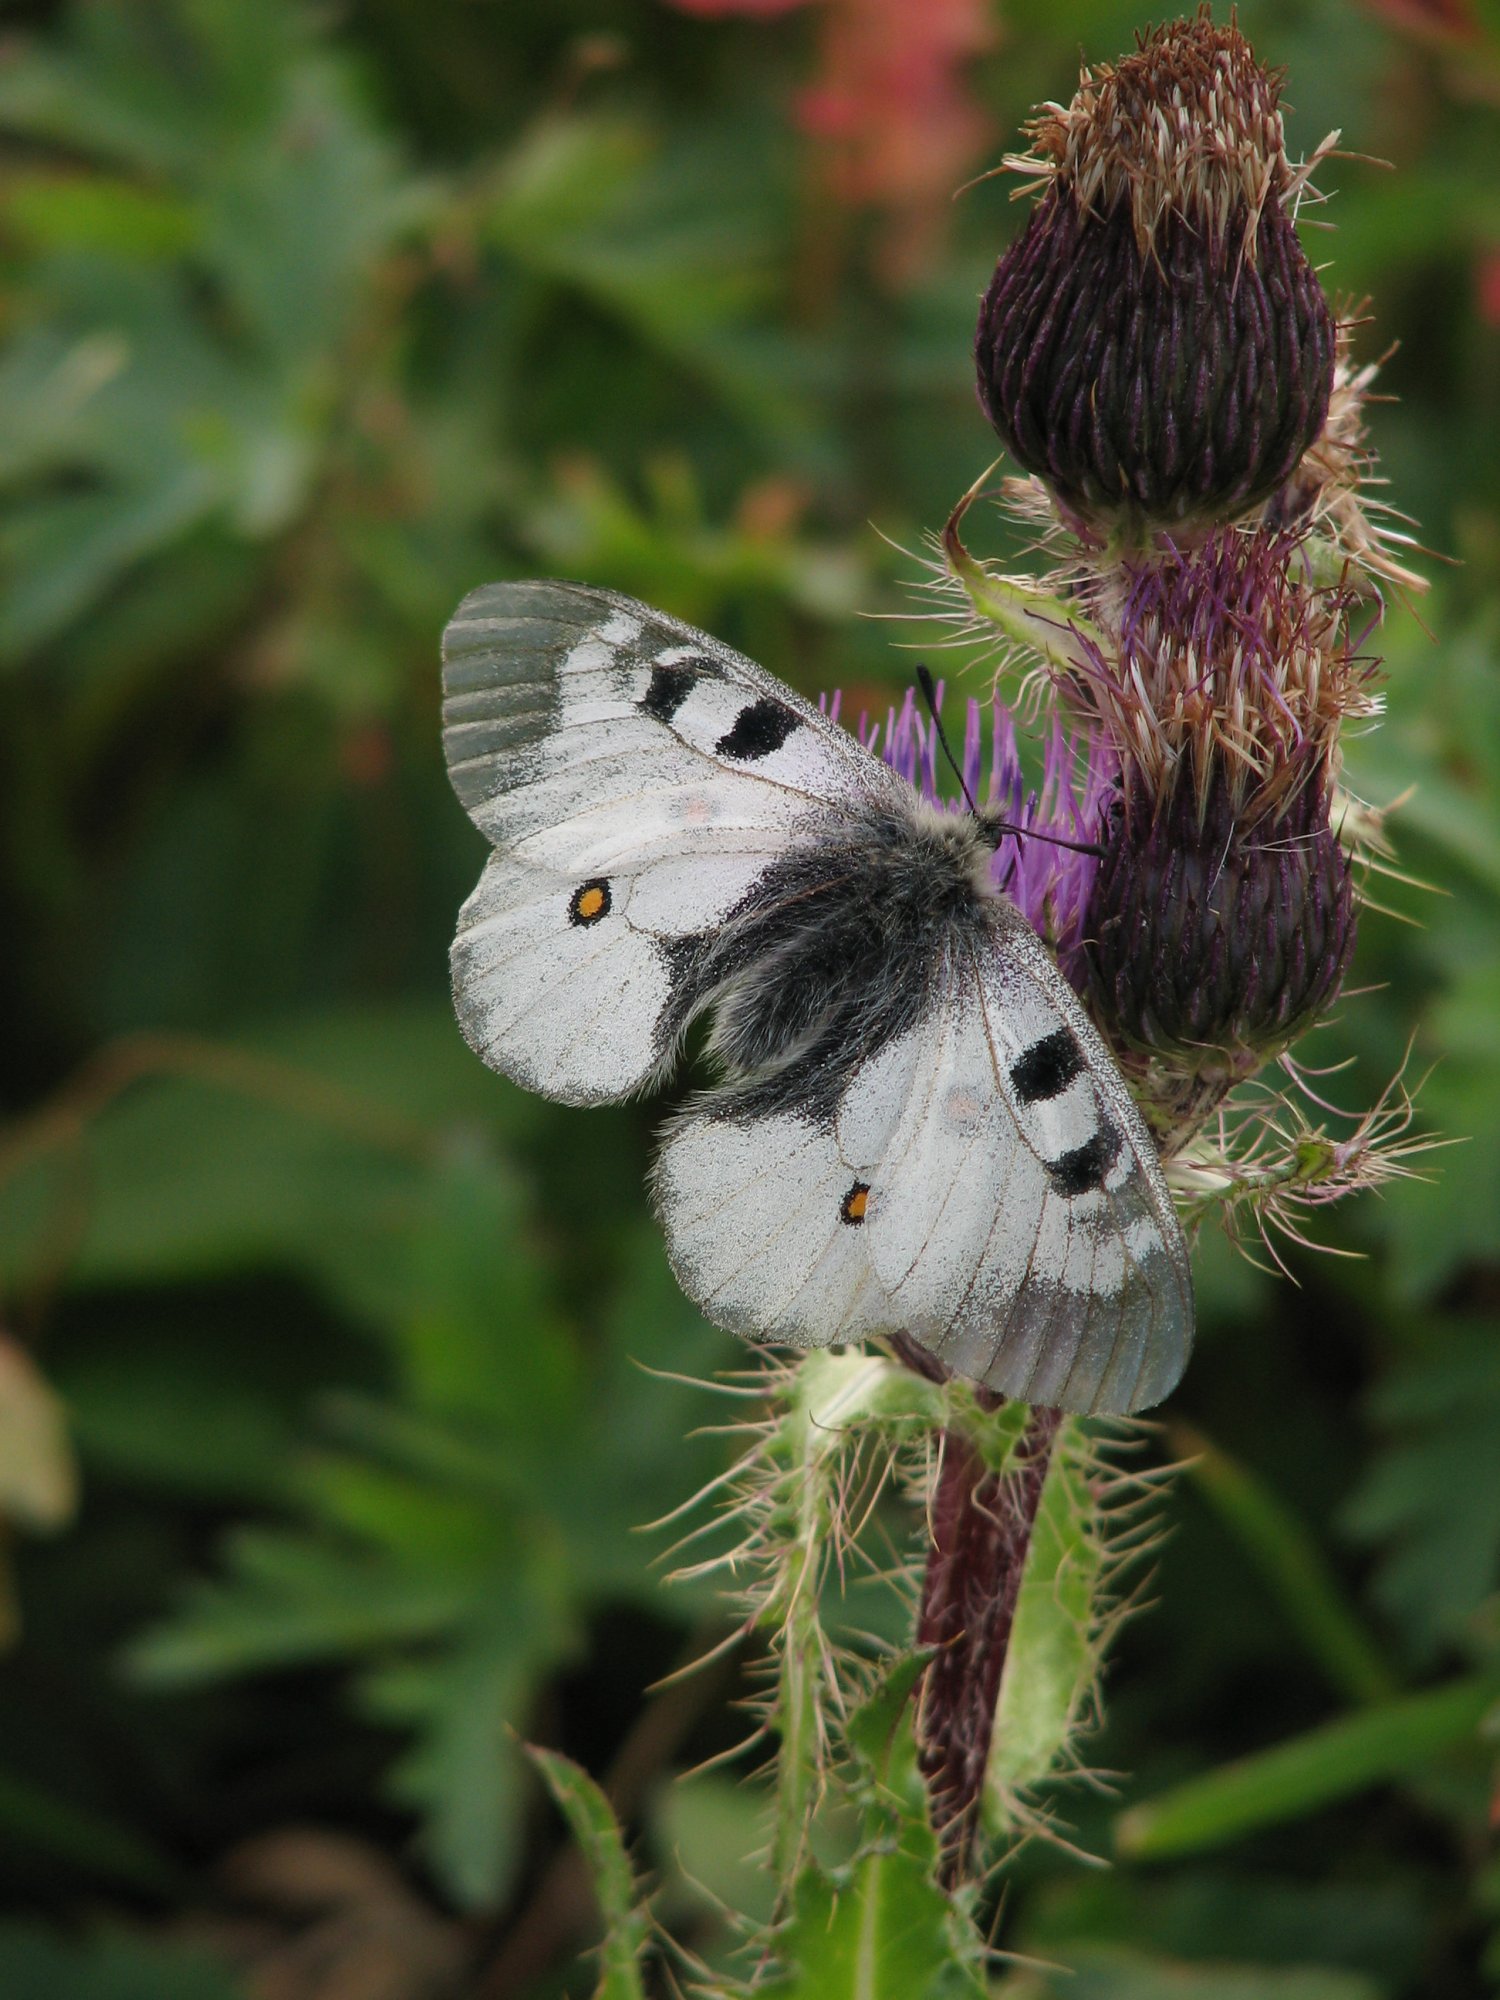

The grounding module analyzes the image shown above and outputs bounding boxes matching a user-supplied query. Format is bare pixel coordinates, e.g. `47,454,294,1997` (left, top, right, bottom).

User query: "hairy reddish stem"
915,1403,1062,1874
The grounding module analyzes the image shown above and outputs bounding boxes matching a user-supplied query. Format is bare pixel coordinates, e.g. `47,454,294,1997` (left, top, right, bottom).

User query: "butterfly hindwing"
656,908,1192,1416
650,1108,899,1348
442,581,904,1102
863,915,1192,1413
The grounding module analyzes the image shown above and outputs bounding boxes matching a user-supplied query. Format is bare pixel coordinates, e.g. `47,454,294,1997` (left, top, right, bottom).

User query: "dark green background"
0,0,1497,1994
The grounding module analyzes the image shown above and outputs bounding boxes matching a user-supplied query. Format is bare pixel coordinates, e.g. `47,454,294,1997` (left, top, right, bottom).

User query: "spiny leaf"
844,1651,933,1782
989,1419,1102,1799
526,1748,651,2000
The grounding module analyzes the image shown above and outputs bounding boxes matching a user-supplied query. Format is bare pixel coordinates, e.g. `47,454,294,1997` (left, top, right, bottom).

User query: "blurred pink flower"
666,0,813,15
797,0,993,208
1478,247,1500,329
661,0,996,284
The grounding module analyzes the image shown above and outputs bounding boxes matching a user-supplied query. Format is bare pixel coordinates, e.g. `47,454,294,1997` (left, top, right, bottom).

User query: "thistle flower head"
926,502,1382,1142
974,10,1337,537
1082,758,1357,1109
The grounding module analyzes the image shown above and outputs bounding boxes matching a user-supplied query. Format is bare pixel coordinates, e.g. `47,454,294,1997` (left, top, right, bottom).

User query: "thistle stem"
772,1446,826,1887
915,1403,1062,1875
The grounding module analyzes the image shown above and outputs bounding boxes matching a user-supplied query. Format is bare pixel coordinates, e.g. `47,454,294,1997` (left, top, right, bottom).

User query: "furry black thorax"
663,803,998,1124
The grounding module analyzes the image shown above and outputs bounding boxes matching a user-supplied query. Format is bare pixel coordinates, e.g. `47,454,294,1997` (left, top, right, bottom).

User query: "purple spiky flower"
1058,525,1373,1140
859,681,1111,964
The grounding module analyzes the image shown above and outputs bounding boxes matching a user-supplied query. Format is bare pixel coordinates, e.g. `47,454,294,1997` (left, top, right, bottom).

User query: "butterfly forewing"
442,581,900,1102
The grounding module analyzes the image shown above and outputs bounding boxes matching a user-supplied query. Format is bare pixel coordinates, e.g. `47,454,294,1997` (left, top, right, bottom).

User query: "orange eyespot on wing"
568,878,612,926
839,1181,869,1226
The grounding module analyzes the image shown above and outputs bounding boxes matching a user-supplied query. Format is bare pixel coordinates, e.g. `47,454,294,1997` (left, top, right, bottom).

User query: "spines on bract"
658,1355,1095,1881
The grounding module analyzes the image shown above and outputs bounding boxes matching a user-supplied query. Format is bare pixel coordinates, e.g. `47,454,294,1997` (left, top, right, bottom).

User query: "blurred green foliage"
0,0,1497,1994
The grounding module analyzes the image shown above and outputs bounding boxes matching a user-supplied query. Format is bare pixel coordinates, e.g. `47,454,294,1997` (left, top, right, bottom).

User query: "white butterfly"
442,580,1193,1415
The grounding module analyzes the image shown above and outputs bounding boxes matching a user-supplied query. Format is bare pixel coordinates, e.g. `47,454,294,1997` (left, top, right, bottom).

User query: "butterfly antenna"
914,664,1104,861
915,666,980,817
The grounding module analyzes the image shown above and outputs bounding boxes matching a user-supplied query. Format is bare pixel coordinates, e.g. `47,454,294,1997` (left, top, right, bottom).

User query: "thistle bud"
975,12,1336,537
1082,763,1356,1086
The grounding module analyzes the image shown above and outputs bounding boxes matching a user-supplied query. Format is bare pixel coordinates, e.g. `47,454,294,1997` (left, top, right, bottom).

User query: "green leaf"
1341,1326,1500,1661
0,0,303,173
199,56,432,371
527,1748,651,2000
0,171,199,259
0,1927,243,2000
998,1944,1384,2000
0,1004,530,1314
1020,1863,1424,1988
0,1772,179,1897
368,1624,542,1912
1172,1422,1396,1703
485,113,821,450
0,468,218,660
125,1526,476,1682
989,1419,1101,1797
763,1842,988,2000
1117,1672,1500,1859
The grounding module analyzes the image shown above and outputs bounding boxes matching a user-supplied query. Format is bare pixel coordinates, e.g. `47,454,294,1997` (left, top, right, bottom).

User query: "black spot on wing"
1010,1026,1086,1105
1046,1121,1119,1197
640,662,699,724
716,697,801,762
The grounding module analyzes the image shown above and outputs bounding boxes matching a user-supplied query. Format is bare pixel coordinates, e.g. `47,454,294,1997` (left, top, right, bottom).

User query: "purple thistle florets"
1069,526,1379,816
1062,529,1369,1132
853,682,1115,976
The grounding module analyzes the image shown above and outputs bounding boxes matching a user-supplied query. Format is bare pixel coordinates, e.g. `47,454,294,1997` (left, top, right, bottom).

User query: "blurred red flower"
661,0,996,284
667,0,813,15
1477,247,1500,329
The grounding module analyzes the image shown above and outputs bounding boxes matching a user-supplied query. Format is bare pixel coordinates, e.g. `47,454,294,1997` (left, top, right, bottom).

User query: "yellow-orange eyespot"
840,1182,870,1226
568,878,612,926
